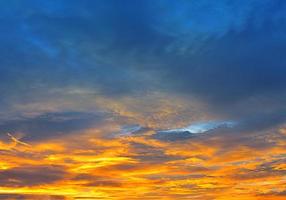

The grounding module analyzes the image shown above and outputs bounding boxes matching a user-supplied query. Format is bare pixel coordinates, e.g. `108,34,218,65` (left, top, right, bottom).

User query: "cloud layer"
0,0,285,199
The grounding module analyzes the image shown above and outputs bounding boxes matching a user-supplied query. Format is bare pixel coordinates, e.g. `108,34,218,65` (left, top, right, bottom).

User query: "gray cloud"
0,194,66,200
0,111,107,141
0,165,66,187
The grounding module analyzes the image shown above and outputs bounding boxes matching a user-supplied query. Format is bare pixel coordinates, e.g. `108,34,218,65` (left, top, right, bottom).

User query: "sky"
0,0,286,199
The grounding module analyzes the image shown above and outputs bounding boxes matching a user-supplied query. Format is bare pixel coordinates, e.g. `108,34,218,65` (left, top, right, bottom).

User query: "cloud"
115,121,237,141
117,124,144,137
157,120,236,133
260,190,286,197
73,174,122,187
0,111,107,141
0,1,285,198
0,0,286,130
0,194,66,200
152,110,286,141
152,120,238,141
0,165,66,187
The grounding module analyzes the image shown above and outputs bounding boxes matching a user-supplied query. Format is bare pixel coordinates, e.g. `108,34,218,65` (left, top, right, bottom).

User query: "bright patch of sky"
160,120,237,134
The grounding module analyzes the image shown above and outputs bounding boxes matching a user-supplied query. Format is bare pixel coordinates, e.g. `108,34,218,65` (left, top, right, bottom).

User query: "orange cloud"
0,120,285,199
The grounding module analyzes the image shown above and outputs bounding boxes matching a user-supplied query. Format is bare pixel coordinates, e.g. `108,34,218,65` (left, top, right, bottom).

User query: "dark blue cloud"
0,111,107,141
1,0,286,134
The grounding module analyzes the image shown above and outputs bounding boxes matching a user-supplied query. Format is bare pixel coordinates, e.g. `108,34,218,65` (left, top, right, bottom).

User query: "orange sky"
0,119,285,199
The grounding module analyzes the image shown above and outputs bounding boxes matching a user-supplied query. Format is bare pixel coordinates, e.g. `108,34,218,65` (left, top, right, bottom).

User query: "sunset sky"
0,0,286,199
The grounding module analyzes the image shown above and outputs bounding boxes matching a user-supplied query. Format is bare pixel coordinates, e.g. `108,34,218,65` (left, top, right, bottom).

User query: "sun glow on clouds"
1,0,286,199
0,119,285,199
0,91,285,200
